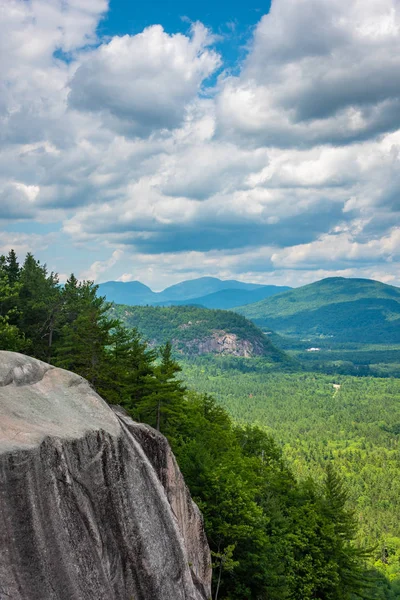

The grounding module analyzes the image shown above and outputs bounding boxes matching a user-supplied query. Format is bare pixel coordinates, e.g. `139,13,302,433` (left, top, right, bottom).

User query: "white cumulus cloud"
68,23,221,136
1,0,400,286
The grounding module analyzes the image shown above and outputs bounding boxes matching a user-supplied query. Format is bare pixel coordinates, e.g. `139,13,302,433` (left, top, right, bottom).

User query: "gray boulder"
0,351,212,600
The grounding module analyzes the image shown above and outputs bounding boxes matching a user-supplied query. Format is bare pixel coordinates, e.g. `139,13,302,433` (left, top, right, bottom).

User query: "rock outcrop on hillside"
112,304,283,360
179,330,263,357
0,351,211,600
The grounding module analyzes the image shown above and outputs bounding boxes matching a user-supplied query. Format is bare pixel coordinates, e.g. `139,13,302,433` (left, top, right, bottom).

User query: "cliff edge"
0,351,211,600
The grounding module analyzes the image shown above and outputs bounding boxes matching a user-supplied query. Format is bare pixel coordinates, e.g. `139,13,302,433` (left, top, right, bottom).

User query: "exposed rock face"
0,351,212,600
179,329,262,357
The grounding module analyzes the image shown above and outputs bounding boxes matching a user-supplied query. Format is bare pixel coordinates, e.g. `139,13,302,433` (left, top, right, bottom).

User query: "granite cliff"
0,351,211,600
181,329,262,357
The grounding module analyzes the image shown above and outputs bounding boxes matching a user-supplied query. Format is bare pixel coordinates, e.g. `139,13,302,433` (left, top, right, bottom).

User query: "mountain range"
100,275,400,345
98,277,290,309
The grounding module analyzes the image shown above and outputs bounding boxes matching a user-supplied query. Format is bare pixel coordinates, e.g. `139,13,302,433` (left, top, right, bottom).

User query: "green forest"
0,250,399,599
113,305,400,378
113,303,284,359
182,358,400,565
237,277,400,344
287,345,400,379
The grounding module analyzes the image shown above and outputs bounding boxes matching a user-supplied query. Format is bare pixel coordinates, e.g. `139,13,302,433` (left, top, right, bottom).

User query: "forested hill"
112,304,286,360
236,277,400,343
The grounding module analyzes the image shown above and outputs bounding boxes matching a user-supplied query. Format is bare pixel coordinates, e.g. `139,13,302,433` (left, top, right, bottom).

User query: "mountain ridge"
98,277,290,308
236,277,400,343
154,285,292,309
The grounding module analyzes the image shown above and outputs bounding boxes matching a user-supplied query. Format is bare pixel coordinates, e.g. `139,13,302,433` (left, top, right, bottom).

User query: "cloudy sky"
1,0,400,290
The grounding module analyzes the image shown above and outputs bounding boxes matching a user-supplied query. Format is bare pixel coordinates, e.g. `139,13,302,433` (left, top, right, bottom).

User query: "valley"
2,252,400,598
108,275,400,595
4,2,400,597
181,358,400,593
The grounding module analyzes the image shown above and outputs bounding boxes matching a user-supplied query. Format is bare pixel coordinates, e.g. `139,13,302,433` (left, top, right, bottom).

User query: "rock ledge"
0,352,211,600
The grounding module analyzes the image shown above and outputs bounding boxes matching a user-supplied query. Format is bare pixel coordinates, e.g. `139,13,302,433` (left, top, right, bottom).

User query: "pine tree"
319,463,374,599
101,324,148,405
323,463,356,540
17,253,61,359
54,278,117,388
60,274,81,325
136,341,186,433
4,249,20,285
123,328,158,410
0,258,24,351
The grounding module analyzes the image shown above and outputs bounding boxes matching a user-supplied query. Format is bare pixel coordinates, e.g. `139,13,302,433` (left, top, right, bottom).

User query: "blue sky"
101,0,268,39
100,0,271,83
1,0,400,290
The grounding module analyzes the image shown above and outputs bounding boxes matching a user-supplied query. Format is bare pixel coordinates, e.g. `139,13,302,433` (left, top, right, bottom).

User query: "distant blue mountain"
97,277,290,308
155,286,292,309
97,281,156,305
156,277,264,302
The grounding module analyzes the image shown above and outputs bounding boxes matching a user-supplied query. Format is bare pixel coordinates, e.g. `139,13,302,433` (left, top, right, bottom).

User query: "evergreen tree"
319,463,374,599
60,274,81,325
136,341,186,433
54,278,117,388
323,463,357,540
17,253,61,359
0,260,24,351
102,323,135,404
100,324,156,406
124,328,158,411
4,249,20,285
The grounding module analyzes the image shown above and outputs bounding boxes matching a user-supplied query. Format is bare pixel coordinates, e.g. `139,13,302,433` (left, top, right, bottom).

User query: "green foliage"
0,315,25,352
0,251,395,598
135,341,186,432
103,324,158,406
121,327,159,406
212,544,239,600
54,275,117,386
182,358,400,596
237,277,400,343
0,263,25,351
17,253,61,360
0,252,118,387
169,392,376,599
112,304,286,360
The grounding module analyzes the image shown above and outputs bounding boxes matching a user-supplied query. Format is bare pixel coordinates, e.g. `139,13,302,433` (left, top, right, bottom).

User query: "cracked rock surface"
0,351,211,600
